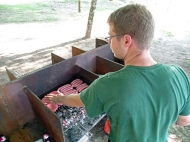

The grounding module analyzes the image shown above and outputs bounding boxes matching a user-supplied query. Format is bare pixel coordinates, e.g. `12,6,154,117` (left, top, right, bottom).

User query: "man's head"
107,4,155,50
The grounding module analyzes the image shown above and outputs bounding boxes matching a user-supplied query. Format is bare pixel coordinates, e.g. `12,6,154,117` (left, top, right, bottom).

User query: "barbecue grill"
0,39,124,141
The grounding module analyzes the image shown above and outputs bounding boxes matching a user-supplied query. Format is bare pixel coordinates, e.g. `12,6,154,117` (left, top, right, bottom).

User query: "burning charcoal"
80,119,84,124
63,119,70,129
82,114,86,119
68,108,73,113
73,111,77,116
63,124,68,129
80,107,86,114
69,117,76,126
65,111,70,117
66,118,71,124
62,111,67,117
64,106,70,109
88,120,94,126
63,109,66,112
57,106,64,112
63,120,67,125
56,112,62,117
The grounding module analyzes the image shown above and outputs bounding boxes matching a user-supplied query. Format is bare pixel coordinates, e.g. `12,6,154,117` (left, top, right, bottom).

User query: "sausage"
46,103,58,112
71,78,83,87
76,83,88,92
58,84,73,93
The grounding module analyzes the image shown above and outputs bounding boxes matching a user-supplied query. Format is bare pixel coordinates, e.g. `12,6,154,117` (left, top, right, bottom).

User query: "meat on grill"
42,98,48,105
58,84,73,94
41,78,88,112
71,79,83,88
76,83,89,92
46,103,58,112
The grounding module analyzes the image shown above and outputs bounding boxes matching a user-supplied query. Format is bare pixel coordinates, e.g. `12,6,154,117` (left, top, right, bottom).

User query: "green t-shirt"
80,63,190,142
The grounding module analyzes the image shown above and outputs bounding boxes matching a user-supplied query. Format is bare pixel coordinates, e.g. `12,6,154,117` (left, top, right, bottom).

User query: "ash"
55,105,102,142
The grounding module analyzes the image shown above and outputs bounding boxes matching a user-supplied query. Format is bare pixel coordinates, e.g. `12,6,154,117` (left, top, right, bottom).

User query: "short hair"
107,4,155,49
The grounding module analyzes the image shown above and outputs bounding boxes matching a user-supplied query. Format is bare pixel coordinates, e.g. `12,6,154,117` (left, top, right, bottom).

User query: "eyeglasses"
104,34,125,42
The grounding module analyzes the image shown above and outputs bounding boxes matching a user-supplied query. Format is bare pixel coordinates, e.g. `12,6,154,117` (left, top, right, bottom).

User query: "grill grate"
55,105,102,141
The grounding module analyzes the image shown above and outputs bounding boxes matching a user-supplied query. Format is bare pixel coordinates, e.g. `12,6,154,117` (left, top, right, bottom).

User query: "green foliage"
187,59,190,64
162,30,174,37
0,2,59,23
69,0,79,3
0,0,124,24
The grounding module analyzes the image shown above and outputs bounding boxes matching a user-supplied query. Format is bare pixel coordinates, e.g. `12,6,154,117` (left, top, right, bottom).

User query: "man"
44,4,190,142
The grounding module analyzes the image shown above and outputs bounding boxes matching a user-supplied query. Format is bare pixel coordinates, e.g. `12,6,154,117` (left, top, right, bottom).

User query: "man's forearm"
57,93,84,107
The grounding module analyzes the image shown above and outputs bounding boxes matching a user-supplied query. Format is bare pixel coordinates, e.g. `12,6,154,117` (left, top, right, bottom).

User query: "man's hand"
176,115,190,126
43,93,63,104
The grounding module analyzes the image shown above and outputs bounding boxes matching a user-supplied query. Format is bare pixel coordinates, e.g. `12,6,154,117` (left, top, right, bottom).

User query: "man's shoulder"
162,63,189,82
99,68,126,79
164,64,187,73
159,63,185,72
161,63,182,68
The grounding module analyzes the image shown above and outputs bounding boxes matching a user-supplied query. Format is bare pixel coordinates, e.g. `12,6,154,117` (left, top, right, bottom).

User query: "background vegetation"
0,0,121,23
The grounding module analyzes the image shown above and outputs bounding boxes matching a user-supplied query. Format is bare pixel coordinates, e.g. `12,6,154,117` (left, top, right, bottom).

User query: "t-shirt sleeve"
180,75,190,116
179,95,190,116
80,79,104,118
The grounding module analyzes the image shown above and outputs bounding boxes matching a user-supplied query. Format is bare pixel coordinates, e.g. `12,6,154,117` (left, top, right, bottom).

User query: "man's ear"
124,34,132,47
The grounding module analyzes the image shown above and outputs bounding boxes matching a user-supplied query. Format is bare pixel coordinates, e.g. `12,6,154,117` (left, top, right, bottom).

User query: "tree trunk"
78,0,81,13
85,0,97,38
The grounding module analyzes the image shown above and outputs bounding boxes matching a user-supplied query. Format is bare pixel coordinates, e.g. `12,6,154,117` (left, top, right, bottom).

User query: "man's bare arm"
44,93,84,107
176,115,190,126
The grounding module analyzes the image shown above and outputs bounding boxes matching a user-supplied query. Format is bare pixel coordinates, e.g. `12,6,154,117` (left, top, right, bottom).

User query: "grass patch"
0,2,60,23
187,59,190,64
162,31,174,37
0,0,124,24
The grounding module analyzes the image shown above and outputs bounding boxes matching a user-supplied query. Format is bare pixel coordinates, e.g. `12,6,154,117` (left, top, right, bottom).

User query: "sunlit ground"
0,0,190,53
168,134,181,142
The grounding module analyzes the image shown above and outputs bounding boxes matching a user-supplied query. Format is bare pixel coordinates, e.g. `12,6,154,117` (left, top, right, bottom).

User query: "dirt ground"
0,0,190,141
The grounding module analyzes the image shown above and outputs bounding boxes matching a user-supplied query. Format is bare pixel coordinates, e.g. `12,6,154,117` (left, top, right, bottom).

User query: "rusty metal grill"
1,39,124,141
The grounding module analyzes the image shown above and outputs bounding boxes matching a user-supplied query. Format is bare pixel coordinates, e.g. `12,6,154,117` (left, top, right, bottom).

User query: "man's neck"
124,49,157,66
